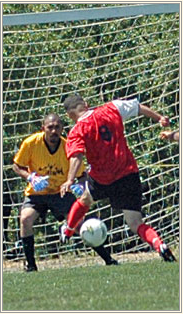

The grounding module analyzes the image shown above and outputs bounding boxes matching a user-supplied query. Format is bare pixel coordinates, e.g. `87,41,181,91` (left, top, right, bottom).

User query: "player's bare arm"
139,104,169,127
13,163,30,180
60,153,84,197
160,130,179,142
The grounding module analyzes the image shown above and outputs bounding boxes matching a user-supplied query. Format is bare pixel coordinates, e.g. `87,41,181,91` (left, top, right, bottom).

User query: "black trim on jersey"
43,136,61,154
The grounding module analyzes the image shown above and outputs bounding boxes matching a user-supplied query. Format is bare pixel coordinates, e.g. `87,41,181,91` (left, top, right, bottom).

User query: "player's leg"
74,219,118,265
64,182,94,238
112,172,176,262
123,209,164,251
20,206,39,271
63,176,110,238
123,209,176,261
20,195,46,271
92,243,118,265
50,192,118,265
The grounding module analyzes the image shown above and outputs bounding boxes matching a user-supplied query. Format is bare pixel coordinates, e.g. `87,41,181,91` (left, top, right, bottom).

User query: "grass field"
3,258,179,311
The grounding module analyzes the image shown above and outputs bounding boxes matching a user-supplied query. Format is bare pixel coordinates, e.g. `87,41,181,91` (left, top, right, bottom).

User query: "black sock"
92,245,112,264
22,235,36,267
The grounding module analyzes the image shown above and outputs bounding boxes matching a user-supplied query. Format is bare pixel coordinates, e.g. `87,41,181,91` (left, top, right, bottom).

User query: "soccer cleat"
59,223,70,244
159,243,176,262
24,264,38,272
105,258,119,265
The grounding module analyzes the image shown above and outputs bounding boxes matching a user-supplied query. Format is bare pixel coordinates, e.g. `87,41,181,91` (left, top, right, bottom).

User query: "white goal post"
3,4,179,269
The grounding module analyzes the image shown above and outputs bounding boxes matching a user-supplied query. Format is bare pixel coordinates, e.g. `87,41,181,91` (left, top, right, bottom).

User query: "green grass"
3,260,179,311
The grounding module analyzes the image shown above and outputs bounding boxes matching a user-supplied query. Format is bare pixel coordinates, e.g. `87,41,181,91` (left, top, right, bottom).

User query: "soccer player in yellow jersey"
13,113,117,271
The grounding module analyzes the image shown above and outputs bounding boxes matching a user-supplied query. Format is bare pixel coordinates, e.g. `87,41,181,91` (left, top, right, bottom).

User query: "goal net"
3,4,179,269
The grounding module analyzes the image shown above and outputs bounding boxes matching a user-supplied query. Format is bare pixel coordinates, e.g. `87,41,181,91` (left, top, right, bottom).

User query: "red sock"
137,223,163,252
65,199,89,237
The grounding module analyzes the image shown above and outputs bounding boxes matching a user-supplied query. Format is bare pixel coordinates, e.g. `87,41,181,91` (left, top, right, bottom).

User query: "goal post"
3,4,179,269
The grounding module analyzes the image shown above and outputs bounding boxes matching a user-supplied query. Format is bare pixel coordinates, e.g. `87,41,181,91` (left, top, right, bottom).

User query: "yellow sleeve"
13,138,32,167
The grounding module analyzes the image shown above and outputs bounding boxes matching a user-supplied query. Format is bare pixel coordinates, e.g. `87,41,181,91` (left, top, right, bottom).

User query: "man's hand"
27,172,49,192
159,116,170,127
160,130,179,142
60,179,74,198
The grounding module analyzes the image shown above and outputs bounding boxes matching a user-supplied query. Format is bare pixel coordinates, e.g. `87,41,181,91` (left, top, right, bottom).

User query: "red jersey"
66,99,139,185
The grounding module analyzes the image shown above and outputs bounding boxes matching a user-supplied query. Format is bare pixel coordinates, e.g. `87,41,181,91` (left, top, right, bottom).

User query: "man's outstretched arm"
139,104,169,127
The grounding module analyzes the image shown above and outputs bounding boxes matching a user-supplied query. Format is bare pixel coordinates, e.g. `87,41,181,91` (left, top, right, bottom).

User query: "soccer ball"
80,218,107,247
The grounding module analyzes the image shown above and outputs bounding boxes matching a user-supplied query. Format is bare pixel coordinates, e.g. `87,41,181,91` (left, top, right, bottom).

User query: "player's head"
64,95,88,122
42,113,63,145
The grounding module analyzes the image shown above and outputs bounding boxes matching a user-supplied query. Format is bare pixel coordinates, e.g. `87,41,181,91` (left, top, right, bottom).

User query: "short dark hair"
64,95,85,111
43,113,62,126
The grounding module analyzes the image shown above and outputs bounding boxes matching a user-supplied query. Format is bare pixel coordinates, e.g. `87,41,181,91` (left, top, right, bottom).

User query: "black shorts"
88,172,142,211
21,192,76,221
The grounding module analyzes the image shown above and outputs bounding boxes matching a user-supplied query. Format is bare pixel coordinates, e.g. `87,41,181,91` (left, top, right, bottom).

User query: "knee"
128,221,142,234
125,217,143,234
20,212,34,229
80,190,93,207
123,210,143,234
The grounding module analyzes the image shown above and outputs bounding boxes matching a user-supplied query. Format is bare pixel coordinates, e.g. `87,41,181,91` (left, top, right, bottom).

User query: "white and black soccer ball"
80,218,107,247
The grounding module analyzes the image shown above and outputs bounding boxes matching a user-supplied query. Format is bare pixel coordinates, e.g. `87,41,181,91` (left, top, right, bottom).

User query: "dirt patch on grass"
3,251,165,272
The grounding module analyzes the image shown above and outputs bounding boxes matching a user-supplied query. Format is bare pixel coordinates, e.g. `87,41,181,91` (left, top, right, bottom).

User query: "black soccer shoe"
105,258,119,265
24,264,38,272
160,244,176,262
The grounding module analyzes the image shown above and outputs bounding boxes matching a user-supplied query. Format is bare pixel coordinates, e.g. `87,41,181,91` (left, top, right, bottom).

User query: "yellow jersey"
13,132,85,196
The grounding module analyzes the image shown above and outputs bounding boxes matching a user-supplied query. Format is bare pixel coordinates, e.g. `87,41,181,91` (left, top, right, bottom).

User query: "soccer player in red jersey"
60,95,176,262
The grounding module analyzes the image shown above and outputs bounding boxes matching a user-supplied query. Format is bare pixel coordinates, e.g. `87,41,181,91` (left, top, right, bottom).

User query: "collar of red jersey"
78,110,94,121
